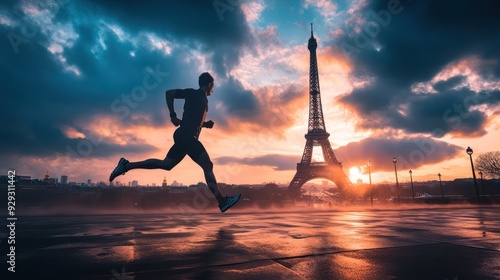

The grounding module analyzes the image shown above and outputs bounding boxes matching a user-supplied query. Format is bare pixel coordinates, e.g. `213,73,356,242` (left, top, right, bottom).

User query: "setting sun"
349,166,361,183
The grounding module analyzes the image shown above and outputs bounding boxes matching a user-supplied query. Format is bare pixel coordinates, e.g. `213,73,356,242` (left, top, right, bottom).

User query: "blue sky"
1,0,499,186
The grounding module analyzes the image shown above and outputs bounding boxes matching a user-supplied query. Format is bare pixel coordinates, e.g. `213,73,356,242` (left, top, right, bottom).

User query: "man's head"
199,72,214,96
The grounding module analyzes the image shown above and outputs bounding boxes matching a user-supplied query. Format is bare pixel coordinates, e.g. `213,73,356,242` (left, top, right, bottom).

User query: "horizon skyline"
9,169,493,188
1,1,499,187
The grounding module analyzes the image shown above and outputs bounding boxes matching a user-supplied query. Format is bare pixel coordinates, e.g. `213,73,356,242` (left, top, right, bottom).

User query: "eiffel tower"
288,24,352,197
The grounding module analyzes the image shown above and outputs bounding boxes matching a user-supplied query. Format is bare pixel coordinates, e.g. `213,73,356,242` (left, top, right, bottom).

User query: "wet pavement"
2,206,500,279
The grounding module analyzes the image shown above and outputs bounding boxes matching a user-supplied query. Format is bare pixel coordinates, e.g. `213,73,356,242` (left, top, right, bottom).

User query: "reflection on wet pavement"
2,206,499,279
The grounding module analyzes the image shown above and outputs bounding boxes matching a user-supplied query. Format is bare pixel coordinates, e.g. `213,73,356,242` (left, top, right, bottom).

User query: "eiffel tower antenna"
288,24,352,197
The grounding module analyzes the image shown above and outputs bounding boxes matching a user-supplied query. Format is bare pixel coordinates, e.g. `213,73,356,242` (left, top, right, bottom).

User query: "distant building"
132,180,138,187
169,186,188,193
60,175,68,185
162,176,168,187
87,179,91,185
43,171,57,185
17,175,32,185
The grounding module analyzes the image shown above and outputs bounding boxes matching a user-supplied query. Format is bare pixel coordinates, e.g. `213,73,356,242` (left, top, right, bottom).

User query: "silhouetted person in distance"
109,72,241,212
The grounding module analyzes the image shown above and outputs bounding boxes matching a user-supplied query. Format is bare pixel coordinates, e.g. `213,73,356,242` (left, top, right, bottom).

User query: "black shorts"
166,128,207,160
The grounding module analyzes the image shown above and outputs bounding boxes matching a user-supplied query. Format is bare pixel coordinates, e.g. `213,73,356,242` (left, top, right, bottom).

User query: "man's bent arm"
165,89,177,117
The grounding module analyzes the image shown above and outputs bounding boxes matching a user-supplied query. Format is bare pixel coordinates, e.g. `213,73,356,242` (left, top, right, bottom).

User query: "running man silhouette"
109,72,241,212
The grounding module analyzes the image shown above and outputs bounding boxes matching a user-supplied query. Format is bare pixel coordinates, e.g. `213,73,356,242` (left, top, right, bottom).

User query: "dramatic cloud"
334,1,500,84
215,76,260,120
334,136,462,172
84,0,253,77
339,75,499,138
331,0,500,137
215,83,308,137
215,154,299,171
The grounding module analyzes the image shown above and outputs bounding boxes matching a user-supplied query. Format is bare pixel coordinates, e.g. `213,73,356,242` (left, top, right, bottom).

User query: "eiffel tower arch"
288,24,352,197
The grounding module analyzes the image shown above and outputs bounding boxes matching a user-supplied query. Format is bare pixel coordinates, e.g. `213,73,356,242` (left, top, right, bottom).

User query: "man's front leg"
195,152,224,204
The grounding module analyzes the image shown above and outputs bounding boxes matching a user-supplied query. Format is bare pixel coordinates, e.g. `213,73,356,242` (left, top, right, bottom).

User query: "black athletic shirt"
174,88,208,139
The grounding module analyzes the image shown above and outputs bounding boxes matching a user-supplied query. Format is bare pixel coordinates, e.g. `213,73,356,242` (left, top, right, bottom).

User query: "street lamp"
393,157,400,202
368,161,373,206
479,171,485,198
409,170,415,199
438,173,444,198
466,147,480,201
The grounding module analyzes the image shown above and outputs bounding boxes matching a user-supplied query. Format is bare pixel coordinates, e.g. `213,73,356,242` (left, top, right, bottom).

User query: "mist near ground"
3,180,498,217
11,202,491,217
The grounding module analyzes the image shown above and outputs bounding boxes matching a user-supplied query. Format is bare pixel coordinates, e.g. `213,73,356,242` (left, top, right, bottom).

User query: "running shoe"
109,157,128,182
219,194,241,213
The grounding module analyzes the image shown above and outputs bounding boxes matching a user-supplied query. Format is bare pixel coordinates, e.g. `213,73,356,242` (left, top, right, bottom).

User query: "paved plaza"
2,205,499,279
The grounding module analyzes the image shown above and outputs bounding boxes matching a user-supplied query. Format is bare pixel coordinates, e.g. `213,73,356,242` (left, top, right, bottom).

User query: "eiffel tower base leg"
288,165,352,198
288,174,306,198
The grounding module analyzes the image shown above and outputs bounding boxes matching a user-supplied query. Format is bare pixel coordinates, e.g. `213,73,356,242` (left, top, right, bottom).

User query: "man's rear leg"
125,156,182,172
110,156,182,182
